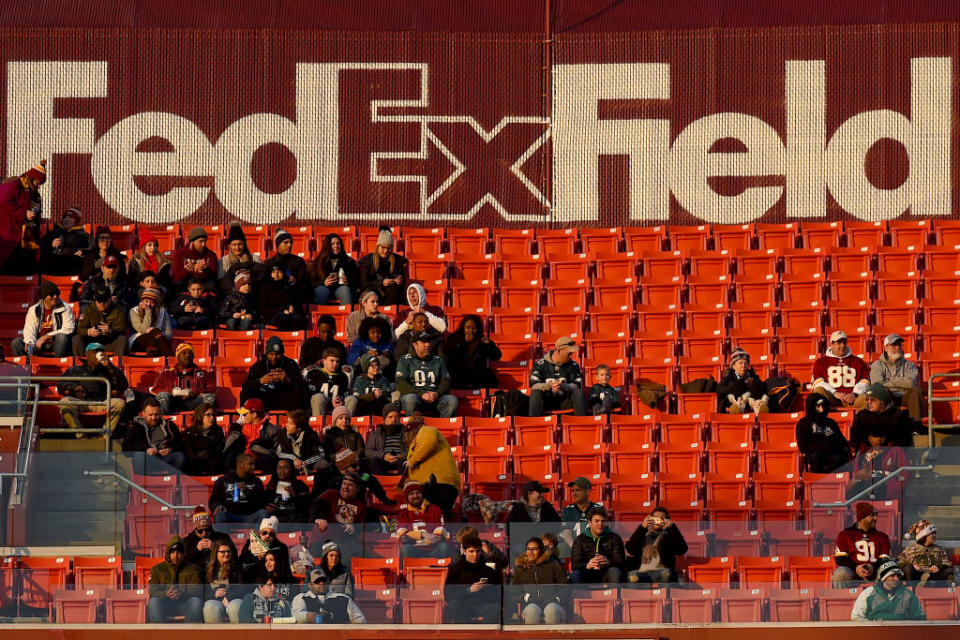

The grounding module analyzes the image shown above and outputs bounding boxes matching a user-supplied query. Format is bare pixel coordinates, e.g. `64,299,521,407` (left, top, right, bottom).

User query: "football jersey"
834,525,891,568
812,350,870,394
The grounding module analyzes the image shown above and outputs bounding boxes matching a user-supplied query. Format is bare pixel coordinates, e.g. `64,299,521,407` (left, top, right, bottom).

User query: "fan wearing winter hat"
128,226,171,286
898,519,954,585
396,481,451,559
345,352,393,417
181,505,232,567
0,159,46,268
717,348,769,414
357,226,408,305
259,259,309,331
219,269,258,331
851,559,926,620
239,335,307,412
170,226,218,294
831,501,892,588
218,222,261,279
12,280,75,357
40,207,90,275
261,227,313,306
322,406,366,465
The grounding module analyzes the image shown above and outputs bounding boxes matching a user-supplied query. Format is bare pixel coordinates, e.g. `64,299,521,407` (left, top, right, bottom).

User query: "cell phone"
479,577,488,583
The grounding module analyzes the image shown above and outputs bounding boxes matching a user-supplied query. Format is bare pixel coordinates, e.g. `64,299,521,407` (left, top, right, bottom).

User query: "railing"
812,464,933,509
82,469,195,511
928,372,960,450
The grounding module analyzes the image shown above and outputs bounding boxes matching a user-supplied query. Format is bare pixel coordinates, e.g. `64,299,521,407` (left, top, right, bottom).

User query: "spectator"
171,227,218,293
456,525,508,572
345,290,391,344
304,347,350,417
0,160,44,273
259,261,308,330
182,505,232,569
300,314,348,368
392,283,447,336
182,403,225,476
717,348,768,413
796,393,851,473
58,343,127,436
147,535,203,623
276,409,328,475
263,227,314,305
397,331,458,418
12,280,74,357
541,532,560,561
327,446,395,507
73,288,128,357
202,540,245,624
79,254,130,309
588,364,621,415
123,397,186,472
570,507,624,584
441,314,501,389
237,516,290,582
292,567,366,624
321,406,366,467
849,383,916,453
560,477,604,550
309,472,368,559
347,316,396,370
512,536,569,625
127,287,173,356
79,226,127,282
508,480,561,523
357,228,407,305
171,278,217,330
39,207,88,276
625,506,687,583
848,423,909,501
446,535,502,623
870,333,923,421
123,269,167,311
127,227,172,288
316,540,354,597
405,421,462,518
225,398,283,472
265,457,312,523
209,453,270,524
310,233,358,305
832,501,891,588
529,336,587,417
219,270,258,330
217,223,262,283
851,560,925,621
812,330,870,408
396,480,451,559
3,192,40,276
899,519,954,585
365,403,407,475
151,343,216,415
237,577,290,623
345,354,392,418
240,336,307,412
253,549,297,601
395,311,441,359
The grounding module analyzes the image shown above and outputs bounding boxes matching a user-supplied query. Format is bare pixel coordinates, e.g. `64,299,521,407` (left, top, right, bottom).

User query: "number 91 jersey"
834,525,891,565
812,352,869,394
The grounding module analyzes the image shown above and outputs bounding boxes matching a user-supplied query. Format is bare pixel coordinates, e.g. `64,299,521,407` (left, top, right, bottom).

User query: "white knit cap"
259,516,278,533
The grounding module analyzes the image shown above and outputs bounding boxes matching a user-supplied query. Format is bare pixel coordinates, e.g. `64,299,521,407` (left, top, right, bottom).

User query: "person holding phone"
625,506,688,584
445,535,502,623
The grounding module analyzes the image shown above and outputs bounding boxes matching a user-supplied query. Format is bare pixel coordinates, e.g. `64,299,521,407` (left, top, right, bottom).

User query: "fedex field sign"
3,28,956,226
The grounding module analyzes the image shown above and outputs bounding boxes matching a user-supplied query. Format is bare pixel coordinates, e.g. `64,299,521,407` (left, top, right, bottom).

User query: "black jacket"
122,416,183,453
57,362,128,401
571,527,626,572
507,499,562,523
625,523,688,572
716,367,766,411
850,404,915,453
796,394,851,462
240,355,306,404
445,554,501,616
265,476,312,523
263,252,313,304
299,337,349,369
40,224,90,275
219,291,258,323
182,425,226,475
441,336,502,389
258,277,307,322
209,471,269,516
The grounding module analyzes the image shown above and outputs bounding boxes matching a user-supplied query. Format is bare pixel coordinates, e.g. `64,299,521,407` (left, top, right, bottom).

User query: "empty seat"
572,587,620,624
737,556,786,587
789,556,834,587
767,587,815,622
624,226,667,253
718,586,765,622
620,587,666,623
351,557,399,588
54,588,100,623
447,227,489,256
581,227,622,254
801,221,842,250
684,558,732,586
713,224,754,251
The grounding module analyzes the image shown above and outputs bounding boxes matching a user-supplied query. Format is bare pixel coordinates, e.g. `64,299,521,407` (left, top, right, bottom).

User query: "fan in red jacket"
0,160,45,267
149,343,216,415
811,330,870,408
395,480,451,559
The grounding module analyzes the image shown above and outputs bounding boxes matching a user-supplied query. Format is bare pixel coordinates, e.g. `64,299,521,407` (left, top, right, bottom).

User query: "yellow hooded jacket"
405,426,461,490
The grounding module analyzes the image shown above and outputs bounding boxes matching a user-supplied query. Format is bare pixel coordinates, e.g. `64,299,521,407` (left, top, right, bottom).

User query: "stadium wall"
2,1,959,228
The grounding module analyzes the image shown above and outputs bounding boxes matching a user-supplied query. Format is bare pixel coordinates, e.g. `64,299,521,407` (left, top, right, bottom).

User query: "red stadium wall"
2,1,959,228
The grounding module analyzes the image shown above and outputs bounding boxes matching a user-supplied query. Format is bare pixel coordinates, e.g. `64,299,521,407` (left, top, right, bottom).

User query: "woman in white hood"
393,282,447,337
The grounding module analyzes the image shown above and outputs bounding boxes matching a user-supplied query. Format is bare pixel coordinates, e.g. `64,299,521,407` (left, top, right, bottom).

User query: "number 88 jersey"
812,352,870,394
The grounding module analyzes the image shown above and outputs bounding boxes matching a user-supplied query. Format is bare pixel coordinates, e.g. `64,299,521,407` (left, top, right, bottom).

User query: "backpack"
490,390,529,417
765,376,799,413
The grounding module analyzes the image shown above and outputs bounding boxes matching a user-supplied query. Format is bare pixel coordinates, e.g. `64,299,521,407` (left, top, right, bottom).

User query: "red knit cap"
23,160,46,184
139,227,158,250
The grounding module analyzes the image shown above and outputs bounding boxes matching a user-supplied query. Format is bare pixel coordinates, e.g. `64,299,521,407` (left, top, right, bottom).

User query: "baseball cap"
884,333,904,347
85,342,106,353
412,331,432,343
829,330,847,343
238,398,265,416
864,383,890,403
102,255,120,269
265,336,284,354
555,336,579,353
309,567,330,583
567,476,592,490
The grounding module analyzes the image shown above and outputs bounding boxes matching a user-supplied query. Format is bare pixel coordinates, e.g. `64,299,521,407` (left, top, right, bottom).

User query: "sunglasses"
259,530,275,537
195,527,211,535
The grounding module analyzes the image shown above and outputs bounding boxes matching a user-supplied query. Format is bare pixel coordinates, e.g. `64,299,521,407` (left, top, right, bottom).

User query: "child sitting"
220,270,258,330
347,316,395,372
171,277,217,330
259,263,308,330
588,364,621,415
321,406,366,464
303,347,349,417
345,353,393,417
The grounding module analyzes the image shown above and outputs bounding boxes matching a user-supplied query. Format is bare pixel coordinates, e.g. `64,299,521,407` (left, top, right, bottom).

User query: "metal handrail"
812,464,933,509
927,372,960,450
83,470,195,511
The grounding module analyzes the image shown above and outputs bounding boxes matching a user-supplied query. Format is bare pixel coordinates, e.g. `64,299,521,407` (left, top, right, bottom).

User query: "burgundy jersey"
812,352,870,394
834,525,891,568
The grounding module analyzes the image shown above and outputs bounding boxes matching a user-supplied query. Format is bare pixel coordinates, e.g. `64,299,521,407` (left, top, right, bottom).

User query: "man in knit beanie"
0,160,45,267
182,504,232,567
832,501,892,587
364,403,406,475
262,227,312,304
171,226,218,294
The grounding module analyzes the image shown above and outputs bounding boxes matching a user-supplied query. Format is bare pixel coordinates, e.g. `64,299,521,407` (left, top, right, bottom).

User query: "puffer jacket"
851,582,926,621
570,526,626,572
512,551,568,608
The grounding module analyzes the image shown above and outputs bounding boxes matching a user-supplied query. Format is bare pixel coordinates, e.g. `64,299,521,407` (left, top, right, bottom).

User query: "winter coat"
507,499,562,523
240,354,305,404
291,589,366,624
357,251,408,301
716,366,766,411
529,351,583,391
122,416,183,453
258,276,307,322
571,526,626,572
364,423,407,462
870,353,920,395
440,334,502,389
170,245,218,283
319,548,355,597
309,250,359,291
625,523,688,572
300,337,348,369
321,426,366,464
344,309,392,345
151,364,214,396
445,554,501,613
275,427,328,473
795,393,851,462
405,426,461,490
265,476,312,523
20,299,75,345
851,582,925,621
78,274,131,309
0,179,32,251
39,224,90,275
182,528,232,569
346,336,395,368
263,252,313,303
512,551,568,608
57,362,128,400
182,425,226,476
127,304,172,348
79,248,127,282
148,536,203,599
170,291,217,322
898,542,952,575
219,290,258,323
225,418,284,459
350,374,392,404
391,283,447,335
238,586,290,623
850,404,916,452
209,471,268,516
201,564,247,603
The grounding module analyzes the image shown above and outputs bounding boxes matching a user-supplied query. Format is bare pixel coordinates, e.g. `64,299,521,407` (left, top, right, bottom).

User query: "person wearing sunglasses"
238,516,290,583
182,505,232,568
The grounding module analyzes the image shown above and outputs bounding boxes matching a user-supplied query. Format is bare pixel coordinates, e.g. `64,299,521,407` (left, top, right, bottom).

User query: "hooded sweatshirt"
148,535,203,599
392,283,447,336
795,393,851,462
238,585,291,623
812,345,870,396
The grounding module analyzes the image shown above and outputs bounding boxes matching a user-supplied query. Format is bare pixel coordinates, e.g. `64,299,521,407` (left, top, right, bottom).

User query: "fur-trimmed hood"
515,549,554,568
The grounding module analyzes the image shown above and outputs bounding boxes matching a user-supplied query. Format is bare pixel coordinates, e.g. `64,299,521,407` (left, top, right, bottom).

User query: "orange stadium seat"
624,226,667,253
403,227,444,255
687,249,734,277
801,221,842,250
594,251,638,280
450,253,496,281
580,227,622,254
713,224,754,251
781,248,826,276
845,220,885,249
670,225,710,252
491,308,535,335
493,228,535,256
537,228,577,255
889,219,931,247
547,253,591,281
640,250,685,278
447,227,489,256
756,223,798,250
718,587,765,623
